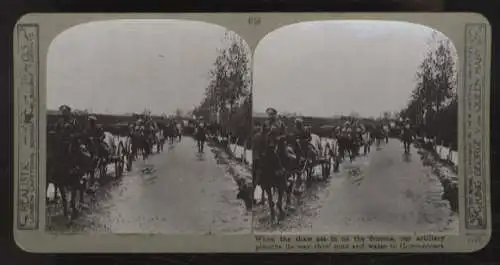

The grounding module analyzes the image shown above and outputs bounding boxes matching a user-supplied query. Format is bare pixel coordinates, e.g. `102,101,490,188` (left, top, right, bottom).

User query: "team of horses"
251,123,402,224
47,128,127,220
46,119,184,221
124,121,182,170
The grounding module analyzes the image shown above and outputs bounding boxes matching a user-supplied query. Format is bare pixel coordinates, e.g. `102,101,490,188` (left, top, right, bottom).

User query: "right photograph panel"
251,20,459,234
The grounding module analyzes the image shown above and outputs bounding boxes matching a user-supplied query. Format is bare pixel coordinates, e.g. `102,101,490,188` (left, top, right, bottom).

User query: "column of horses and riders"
252,107,413,223
46,104,210,220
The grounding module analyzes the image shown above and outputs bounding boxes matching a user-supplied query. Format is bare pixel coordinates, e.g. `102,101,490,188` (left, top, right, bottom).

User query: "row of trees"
399,31,458,151
192,31,252,146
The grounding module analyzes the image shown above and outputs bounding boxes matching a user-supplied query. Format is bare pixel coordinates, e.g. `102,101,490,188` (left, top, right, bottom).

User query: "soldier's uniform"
264,118,286,141
290,123,311,160
55,116,80,143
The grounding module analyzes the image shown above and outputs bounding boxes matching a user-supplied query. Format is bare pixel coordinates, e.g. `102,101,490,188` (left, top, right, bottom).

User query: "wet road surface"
253,139,458,234
47,137,252,234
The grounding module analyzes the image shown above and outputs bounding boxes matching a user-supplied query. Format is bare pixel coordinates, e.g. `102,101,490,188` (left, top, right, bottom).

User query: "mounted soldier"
289,117,311,163
194,116,207,152
83,115,108,188
48,105,91,219
400,118,414,153
54,105,80,140
264,107,286,143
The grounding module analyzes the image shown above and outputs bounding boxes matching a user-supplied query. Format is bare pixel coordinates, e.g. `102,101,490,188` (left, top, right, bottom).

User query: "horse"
322,137,340,173
370,126,384,148
336,129,352,162
164,123,176,144
130,129,144,161
123,135,134,171
141,128,154,160
253,132,291,223
401,125,414,154
361,131,371,155
194,124,207,153
350,129,363,160
382,125,390,143
176,123,183,141
87,131,123,183
81,133,108,188
292,132,322,184
156,128,165,152
46,132,93,220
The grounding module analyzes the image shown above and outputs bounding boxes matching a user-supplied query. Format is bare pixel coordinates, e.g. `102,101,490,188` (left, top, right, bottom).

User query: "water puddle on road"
252,166,350,233
47,141,253,234
252,146,458,234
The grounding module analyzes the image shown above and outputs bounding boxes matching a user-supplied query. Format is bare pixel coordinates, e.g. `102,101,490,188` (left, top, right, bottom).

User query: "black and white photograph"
251,20,459,234
45,19,253,234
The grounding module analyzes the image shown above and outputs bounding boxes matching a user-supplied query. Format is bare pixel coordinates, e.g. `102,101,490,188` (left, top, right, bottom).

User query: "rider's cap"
265,107,277,115
59,105,71,112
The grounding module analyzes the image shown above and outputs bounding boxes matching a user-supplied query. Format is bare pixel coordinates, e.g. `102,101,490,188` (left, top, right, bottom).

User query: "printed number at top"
248,16,261,25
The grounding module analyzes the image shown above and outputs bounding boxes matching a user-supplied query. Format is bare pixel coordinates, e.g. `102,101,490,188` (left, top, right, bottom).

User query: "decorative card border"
12,13,491,253
15,23,40,230
463,23,488,230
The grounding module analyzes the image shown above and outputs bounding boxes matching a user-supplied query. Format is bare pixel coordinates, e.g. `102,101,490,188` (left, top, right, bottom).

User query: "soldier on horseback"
55,105,80,139
83,115,107,188
401,118,414,153
255,108,292,222
264,107,286,141
289,117,311,163
194,116,207,152
49,105,91,218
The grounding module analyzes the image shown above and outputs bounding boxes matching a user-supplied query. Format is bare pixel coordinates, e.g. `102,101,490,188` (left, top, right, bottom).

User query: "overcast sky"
253,20,455,118
47,19,232,115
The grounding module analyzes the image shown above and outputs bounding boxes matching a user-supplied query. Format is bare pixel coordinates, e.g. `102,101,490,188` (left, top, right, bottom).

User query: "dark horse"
253,132,291,223
337,131,352,162
194,124,207,153
47,132,93,220
401,126,414,154
164,123,176,144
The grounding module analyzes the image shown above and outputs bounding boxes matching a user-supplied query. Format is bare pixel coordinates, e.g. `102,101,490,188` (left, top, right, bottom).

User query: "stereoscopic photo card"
13,13,491,253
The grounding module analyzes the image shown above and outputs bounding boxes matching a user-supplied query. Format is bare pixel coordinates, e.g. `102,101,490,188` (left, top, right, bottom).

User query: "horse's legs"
264,186,275,223
69,187,78,220
89,166,96,187
295,171,302,193
79,179,86,204
277,186,285,221
307,163,313,183
285,175,293,206
60,186,69,218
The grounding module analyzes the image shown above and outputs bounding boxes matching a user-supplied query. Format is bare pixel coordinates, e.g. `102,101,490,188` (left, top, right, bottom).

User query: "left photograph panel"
45,19,253,234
